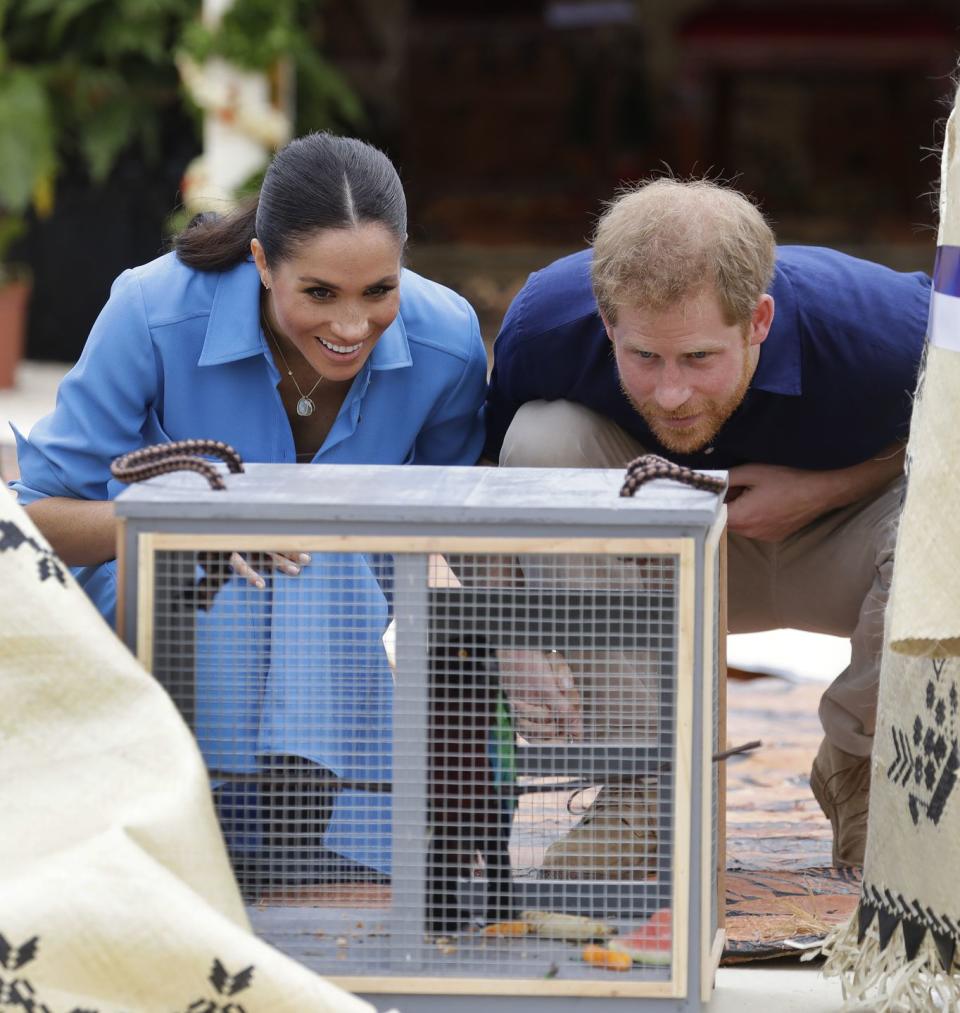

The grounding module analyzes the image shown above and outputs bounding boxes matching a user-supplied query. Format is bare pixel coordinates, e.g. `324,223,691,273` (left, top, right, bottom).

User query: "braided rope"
620,453,726,498
111,439,244,491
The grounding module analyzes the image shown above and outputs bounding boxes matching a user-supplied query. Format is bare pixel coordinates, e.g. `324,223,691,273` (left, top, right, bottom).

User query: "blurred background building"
6,0,960,361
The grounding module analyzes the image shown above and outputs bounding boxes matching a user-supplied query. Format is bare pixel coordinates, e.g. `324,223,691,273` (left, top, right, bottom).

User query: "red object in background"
0,278,30,390
610,908,673,964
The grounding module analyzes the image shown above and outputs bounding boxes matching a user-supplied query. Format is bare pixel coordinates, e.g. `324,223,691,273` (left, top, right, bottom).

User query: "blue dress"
11,252,488,872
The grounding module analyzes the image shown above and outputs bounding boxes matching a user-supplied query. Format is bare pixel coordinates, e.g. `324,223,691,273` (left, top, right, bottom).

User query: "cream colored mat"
821,79,960,1010
0,486,375,1011
887,86,960,657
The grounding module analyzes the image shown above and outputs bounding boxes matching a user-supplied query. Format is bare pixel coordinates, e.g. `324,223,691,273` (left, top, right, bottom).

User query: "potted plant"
0,0,201,386
0,216,31,390
0,0,360,385
0,61,55,388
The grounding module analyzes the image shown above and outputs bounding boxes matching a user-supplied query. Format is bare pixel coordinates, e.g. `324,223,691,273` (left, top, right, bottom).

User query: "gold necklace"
261,311,324,417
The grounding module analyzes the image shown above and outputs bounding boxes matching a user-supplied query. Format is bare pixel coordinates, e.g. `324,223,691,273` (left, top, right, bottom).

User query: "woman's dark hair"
174,133,407,272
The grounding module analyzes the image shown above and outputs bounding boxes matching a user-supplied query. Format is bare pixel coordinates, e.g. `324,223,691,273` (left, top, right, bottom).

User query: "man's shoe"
540,780,659,880
809,737,870,867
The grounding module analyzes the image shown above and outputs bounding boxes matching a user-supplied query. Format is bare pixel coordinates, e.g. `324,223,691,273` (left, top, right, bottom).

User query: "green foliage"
296,41,364,131
180,0,301,70
0,67,55,213
0,0,361,268
0,0,193,266
179,0,363,128
177,0,364,129
0,215,27,281
4,0,193,189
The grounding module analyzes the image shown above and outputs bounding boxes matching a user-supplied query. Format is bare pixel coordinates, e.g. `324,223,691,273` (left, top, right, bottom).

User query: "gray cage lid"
114,463,726,528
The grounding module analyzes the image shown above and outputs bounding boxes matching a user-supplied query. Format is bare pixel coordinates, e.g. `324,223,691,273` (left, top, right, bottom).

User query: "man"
486,178,930,871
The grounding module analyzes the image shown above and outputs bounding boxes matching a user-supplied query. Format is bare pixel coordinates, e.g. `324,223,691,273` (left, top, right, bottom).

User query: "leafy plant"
0,0,361,278
179,0,362,129
0,0,193,277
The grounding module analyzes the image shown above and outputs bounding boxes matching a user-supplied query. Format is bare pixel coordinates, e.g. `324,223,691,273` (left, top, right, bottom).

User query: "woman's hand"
228,551,312,589
191,550,312,610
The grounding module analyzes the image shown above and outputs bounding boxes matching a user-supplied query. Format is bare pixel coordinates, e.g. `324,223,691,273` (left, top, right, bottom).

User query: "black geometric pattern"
0,934,93,1013
886,657,959,826
0,934,257,1013
0,937,38,972
181,958,255,1013
858,881,959,970
0,523,66,587
209,959,254,996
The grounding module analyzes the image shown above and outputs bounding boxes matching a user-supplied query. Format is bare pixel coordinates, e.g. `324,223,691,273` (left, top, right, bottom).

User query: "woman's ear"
251,238,270,289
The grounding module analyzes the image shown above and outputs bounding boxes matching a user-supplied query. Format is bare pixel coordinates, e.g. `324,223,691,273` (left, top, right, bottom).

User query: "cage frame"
115,464,726,1008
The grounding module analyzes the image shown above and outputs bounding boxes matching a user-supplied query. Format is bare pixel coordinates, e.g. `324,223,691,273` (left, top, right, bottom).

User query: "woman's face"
253,223,403,384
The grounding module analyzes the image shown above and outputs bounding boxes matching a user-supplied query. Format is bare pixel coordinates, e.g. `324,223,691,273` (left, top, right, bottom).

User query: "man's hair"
591,177,776,325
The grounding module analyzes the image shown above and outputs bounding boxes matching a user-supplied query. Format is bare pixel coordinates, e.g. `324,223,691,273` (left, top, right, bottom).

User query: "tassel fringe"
818,910,960,1011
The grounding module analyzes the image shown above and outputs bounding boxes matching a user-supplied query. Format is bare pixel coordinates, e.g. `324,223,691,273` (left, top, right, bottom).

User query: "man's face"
606,289,773,454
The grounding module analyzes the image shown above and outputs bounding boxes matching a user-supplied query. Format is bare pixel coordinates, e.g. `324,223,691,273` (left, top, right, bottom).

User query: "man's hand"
725,464,844,542
726,441,905,542
496,648,583,742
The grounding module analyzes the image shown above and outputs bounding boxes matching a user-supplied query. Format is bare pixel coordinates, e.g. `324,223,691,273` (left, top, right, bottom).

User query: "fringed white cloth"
0,486,375,1011
821,631,960,1009
820,79,960,1010
821,919,960,1012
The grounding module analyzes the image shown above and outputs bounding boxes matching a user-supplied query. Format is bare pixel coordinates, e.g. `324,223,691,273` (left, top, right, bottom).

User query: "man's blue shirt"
485,246,931,470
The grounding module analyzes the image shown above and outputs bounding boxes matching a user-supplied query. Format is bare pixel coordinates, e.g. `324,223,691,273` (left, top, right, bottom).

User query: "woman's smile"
316,335,366,362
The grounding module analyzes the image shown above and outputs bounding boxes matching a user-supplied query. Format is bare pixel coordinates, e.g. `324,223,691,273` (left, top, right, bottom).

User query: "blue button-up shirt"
486,246,930,469
12,252,487,622
11,253,487,876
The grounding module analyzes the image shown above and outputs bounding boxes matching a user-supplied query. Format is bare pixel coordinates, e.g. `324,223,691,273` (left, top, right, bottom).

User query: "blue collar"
196,260,264,366
369,313,412,370
196,259,412,371
749,263,802,396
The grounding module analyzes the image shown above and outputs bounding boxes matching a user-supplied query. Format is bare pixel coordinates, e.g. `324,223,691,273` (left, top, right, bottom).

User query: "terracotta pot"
0,277,30,389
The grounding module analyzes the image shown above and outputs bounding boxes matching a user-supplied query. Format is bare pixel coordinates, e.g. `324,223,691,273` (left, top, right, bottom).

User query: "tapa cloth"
887,84,960,657
821,82,960,1010
821,644,960,1009
0,485,376,1012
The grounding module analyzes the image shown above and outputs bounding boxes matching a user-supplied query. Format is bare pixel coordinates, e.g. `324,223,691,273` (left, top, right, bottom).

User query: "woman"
12,132,488,883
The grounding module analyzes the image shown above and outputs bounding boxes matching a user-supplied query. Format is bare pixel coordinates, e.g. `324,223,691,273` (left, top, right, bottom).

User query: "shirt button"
704,446,715,455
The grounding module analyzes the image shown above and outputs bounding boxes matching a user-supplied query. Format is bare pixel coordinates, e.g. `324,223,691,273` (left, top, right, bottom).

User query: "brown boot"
809,737,870,867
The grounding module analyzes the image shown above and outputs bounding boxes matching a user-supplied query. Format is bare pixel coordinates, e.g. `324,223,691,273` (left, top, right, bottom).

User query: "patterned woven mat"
722,676,861,963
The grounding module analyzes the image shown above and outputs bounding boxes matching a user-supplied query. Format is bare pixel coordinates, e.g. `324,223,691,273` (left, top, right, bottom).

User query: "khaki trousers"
501,400,902,757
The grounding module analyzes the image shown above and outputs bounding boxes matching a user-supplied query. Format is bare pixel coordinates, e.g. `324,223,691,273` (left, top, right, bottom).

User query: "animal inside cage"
114,462,727,1009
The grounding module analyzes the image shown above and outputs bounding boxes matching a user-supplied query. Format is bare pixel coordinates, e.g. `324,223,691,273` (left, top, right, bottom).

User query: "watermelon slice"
609,908,672,965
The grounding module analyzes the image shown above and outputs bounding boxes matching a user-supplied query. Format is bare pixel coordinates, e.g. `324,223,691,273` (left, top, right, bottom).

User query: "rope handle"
111,439,244,491
620,453,726,497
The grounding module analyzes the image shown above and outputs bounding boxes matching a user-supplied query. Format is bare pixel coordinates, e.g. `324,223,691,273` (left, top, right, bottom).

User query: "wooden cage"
115,463,726,1010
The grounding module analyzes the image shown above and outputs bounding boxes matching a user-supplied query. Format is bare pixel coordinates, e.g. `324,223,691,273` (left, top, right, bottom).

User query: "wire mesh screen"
149,545,684,983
